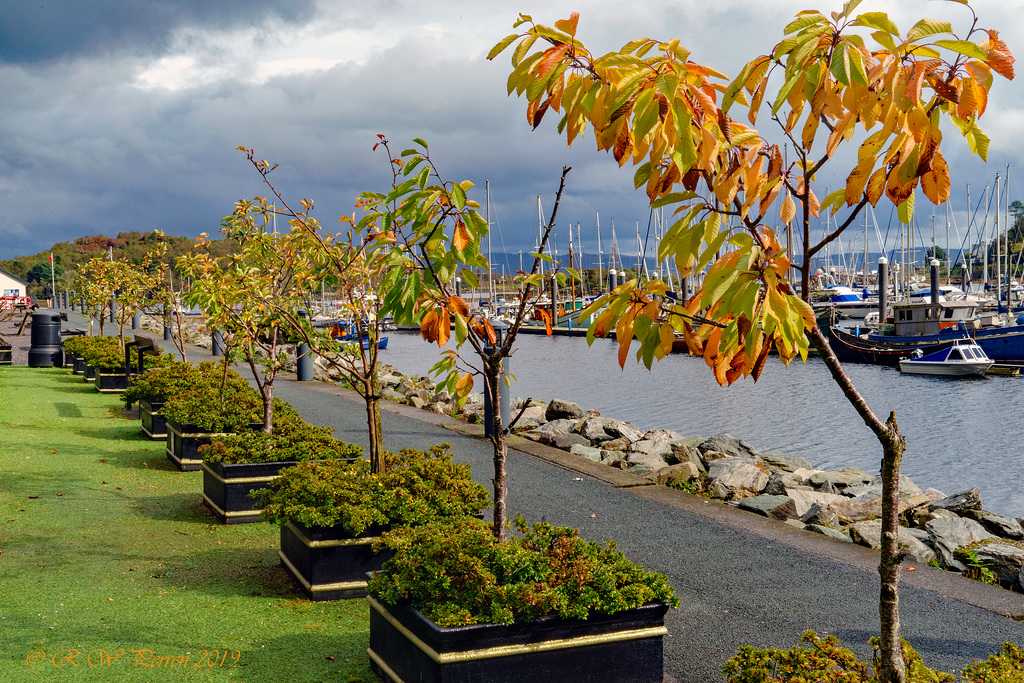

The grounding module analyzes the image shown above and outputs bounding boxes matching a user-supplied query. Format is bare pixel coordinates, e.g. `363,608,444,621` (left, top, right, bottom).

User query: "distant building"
0,268,29,298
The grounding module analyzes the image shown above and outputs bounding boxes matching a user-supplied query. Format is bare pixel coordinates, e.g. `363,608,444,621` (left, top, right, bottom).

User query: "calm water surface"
383,332,1024,518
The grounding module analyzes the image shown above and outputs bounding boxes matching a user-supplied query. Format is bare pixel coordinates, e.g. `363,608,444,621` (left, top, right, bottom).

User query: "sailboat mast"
486,180,494,305
596,212,603,292
537,195,544,279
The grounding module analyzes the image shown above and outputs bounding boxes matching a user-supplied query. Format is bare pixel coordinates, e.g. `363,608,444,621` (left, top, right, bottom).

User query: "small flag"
48,253,53,264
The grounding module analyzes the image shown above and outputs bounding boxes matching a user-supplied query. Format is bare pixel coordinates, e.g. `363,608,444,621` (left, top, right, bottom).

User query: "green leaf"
852,11,899,36
450,183,467,210
772,71,803,116
784,12,827,36
829,43,852,86
907,18,952,42
897,192,915,225
933,39,988,61
633,162,653,190
488,34,521,61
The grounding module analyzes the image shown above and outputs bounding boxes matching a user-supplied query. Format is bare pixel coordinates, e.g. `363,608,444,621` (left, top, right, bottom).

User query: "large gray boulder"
651,462,700,486
807,525,853,543
960,541,1024,591
829,494,932,524
963,511,1024,540
643,429,686,444
670,442,705,472
532,418,579,434
924,517,995,570
807,467,872,490
569,444,603,463
707,458,770,493
800,502,841,529
844,474,923,500
628,439,675,459
785,488,843,517
760,450,813,472
625,449,671,473
929,488,982,516
848,521,939,565
575,416,619,444
545,398,584,422
699,434,760,460
737,495,798,521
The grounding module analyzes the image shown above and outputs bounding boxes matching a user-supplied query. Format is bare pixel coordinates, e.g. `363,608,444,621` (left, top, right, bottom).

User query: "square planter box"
83,365,96,382
73,357,86,375
164,419,263,472
139,398,166,440
279,520,395,601
202,459,297,525
94,370,128,394
0,342,11,365
62,351,78,372
367,597,670,683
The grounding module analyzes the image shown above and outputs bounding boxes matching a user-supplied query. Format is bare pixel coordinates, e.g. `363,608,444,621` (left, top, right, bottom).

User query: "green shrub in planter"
122,361,247,408
722,631,1024,682
255,444,489,533
74,336,121,368
257,444,489,599
200,422,362,465
160,378,265,433
61,336,90,357
368,515,678,628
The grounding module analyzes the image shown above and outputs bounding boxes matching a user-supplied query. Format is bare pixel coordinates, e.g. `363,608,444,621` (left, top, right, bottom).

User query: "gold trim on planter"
141,425,167,439
367,596,668,665
201,493,264,520
278,550,368,593
284,520,378,548
201,462,279,485
165,446,202,469
366,648,405,683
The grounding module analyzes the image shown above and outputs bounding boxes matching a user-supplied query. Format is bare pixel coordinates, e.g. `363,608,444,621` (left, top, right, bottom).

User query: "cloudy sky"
1,0,1021,268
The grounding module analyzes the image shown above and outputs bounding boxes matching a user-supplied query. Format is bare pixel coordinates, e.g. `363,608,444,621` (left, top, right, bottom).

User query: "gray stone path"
54,309,1024,681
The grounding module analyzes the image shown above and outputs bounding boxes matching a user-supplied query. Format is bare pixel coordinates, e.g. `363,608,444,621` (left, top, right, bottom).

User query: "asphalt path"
59,310,1024,681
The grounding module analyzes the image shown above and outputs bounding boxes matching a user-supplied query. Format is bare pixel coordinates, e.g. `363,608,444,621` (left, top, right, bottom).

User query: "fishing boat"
898,340,992,377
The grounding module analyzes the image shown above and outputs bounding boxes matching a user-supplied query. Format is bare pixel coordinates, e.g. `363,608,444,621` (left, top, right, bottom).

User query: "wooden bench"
125,335,163,378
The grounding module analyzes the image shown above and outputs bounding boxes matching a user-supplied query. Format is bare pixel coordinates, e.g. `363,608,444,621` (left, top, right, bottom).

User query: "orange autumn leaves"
420,295,499,398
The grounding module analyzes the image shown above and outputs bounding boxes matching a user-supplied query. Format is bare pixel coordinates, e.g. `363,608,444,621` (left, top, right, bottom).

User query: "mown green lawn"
0,366,372,682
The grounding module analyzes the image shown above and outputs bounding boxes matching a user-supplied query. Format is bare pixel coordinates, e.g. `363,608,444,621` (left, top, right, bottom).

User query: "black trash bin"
28,311,64,368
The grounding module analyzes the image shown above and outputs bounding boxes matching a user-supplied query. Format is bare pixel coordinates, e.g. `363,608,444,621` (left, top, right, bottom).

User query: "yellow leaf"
780,194,796,224
455,373,474,398
453,220,471,251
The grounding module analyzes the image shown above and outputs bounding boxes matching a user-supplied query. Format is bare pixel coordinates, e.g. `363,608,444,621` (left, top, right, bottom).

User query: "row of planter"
62,354,679,682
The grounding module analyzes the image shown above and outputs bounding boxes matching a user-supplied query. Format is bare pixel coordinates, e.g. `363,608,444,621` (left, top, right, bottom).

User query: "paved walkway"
57,309,1024,681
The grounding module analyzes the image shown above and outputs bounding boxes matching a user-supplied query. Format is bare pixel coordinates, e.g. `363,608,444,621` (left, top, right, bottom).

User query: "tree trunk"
807,325,905,682
878,412,907,683
486,361,507,542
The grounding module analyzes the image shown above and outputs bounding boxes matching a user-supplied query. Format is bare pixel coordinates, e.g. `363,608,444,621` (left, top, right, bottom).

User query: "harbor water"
383,331,1024,518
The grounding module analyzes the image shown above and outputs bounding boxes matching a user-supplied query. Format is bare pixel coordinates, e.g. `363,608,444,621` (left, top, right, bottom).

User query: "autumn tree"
491,2,1013,681
177,219,302,434
362,137,573,540
75,257,119,337
219,149,393,472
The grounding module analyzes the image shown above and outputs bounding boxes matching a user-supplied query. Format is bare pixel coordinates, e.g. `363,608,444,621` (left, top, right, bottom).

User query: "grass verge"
0,366,372,682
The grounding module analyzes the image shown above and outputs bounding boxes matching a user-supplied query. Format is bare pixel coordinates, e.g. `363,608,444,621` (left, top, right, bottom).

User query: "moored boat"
898,340,993,377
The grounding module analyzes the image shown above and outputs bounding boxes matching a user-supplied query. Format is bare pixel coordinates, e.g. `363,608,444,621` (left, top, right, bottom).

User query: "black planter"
139,398,166,440
63,351,78,372
279,520,394,601
73,357,86,375
83,365,96,382
202,460,297,524
367,597,670,683
0,343,11,365
164,419,263,472
94,370,128,393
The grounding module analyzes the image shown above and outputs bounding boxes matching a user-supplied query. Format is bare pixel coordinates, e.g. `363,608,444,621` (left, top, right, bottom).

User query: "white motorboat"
898,339,993,377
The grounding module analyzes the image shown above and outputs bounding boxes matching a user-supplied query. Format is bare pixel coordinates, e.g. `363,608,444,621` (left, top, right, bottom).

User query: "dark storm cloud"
0,0,315,64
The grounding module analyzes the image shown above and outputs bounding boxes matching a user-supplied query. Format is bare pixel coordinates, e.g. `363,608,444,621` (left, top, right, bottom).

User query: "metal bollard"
132,312,141,330
296,342,313,381
212,329,224,356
